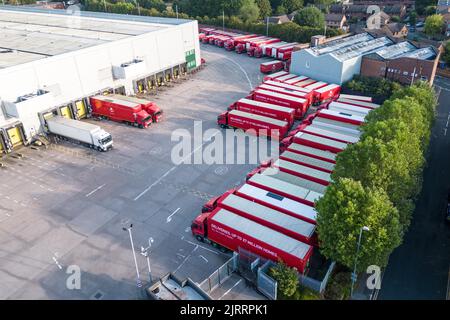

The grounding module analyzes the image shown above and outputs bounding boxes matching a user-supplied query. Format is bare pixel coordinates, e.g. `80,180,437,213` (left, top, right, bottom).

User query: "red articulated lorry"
202,192,317,246
217,109,289,140
224,34,258,51
263,80,314,106
314,84,341,103
256,83,312,110
89,95,152,128
271,159,331,186
280,131,349,154
335,97,380,110
279,150,335,173
260,61,285,74
263,42,287,57
284,76,309,85
191,208,313,273
277,45,296,61
248,89,309,119
228,98,295,126
328,101,371,118
273,73,300,83
111,94,163,123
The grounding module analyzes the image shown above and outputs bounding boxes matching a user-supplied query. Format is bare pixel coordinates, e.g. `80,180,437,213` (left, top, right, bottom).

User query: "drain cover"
91,290,104,300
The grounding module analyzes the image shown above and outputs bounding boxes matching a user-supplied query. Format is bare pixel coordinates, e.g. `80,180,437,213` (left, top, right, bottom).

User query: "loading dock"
2,122,26,151
74,99,88,119
59,105,74,119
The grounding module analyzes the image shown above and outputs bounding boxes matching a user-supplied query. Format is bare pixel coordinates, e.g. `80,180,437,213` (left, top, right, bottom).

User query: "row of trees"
316,82,437,273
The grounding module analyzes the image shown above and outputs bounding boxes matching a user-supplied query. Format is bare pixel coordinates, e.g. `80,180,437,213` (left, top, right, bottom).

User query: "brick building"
360,41,441,85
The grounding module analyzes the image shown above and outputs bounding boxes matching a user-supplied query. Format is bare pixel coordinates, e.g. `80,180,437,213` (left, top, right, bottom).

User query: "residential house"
325,13,348,30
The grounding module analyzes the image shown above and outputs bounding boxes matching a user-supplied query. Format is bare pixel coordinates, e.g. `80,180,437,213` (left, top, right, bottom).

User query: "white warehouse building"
0,6,201,153
290,33,395,85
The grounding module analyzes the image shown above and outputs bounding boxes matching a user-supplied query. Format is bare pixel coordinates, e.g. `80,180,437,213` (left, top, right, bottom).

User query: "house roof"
385,22,406,33
326,13,345,22
383,5,405,15
267,14,292,24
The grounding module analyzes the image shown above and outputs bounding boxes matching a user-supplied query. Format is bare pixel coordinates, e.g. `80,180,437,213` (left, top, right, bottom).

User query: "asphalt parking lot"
0,45,271,299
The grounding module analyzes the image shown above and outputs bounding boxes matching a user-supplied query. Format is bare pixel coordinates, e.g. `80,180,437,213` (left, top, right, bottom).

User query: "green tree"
294,6,325,28
424,14,445,36
281,0,303,13
274,5,287,14
239,0,260,22
424,5,437,16
316,178,403,271
390,15,401,23
415,0,437,15
443,42,450,65
255,0,272,18
268,261,299,298
409,11,417,26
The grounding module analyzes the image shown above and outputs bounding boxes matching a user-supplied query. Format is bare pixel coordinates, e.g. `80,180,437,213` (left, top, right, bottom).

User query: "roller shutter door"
60,105,73,119
75,100,87,119
7,126,23,148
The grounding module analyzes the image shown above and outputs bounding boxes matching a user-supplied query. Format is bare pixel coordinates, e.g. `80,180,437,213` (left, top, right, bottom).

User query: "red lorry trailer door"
208,208,314,273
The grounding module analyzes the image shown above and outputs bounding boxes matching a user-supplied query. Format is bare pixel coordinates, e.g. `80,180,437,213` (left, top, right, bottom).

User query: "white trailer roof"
274,159,331,183
262,167,327,194
266,71,288,78
264,80,312,93
221,194,315,238
265,42,288,50
303,125,360,144
287,143,337,162
109,94,151,105
294,132,348,150
312,118,361,135
249,173,322,204
91,95,140,108
328,101,370,117
255,89,307,104
258,84,309,99
238,183,317,223
338,94,373,102
319,109,366,123
281,150,335,172
295,79,317,87
304,81,327,90
47,116,100,131
336,97,380,109
238,98,295,114
212,209,312,259
275,74,298,82
229,110,288,127
315,84,340,93
284,76,309,85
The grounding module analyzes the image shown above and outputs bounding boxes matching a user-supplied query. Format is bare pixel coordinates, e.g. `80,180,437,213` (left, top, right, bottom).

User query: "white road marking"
173,246,198,273
182,238,221,255
134,128,220,201
52,255,63,270
85,184,106,197
218,279,243,300
199,255,208,263
445,128,447,136
166,207,181,223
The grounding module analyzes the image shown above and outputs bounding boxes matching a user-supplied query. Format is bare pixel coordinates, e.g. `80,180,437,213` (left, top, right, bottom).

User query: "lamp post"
122,224,142,288
141,237,154,284
350,226,370,299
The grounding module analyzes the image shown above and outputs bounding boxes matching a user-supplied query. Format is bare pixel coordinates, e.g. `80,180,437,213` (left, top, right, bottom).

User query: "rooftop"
371,41,437,60
0,6,191,69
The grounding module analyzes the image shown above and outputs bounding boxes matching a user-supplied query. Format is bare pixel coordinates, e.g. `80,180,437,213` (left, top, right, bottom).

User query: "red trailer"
304,81,328,91
263,71,289,81
314,84,341,103
263,80,314,105
317,109,365,125
281,132,348,154
271,42,297,58
279,150,335,173
212,193,317,245
311,117,362,137
199,27,215,35
328,101,370,118
249,89,309,119
247,173,322,207
295,78,318,88
246,37,280,51
273,73,299,83
260,60,285,74
284,142,337,163
89,95,152,128
272,159,331,186
263,42,288,57
191,208,313,272
224,34,258,51
217,109,289,139
235,183,317,225
257,83,312,108
277,45,296,60
111,94,163,123
229,98,295,126
335,97,380,110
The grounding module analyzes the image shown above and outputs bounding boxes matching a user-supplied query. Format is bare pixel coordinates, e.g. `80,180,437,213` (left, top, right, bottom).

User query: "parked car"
415,21,424,28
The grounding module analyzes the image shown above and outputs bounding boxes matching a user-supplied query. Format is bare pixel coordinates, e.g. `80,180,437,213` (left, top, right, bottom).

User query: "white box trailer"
261,167,327,195
236,183,317,224
312,118,361,137
287,143,337,163
318,109,365,125
284,76,309,85
302,124,360,144
275,74,299,82
328,101,371,117
46,116,113,151
338,94,373,103
280,150,335,173
336,97,380,110
247,173,322,206
273,159,331,186
218,193,316,244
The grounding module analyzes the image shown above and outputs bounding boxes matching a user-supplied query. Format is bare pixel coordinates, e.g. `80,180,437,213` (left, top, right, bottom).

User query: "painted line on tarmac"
173,245,198,273
199,255,208,263
134,129,220,201
167,207,181,223
85,184,106,197
218,279,243,300
181,237,221,255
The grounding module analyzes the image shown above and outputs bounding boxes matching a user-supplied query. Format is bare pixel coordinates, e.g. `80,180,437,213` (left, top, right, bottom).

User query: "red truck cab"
235,43,246,54
191,212,209,242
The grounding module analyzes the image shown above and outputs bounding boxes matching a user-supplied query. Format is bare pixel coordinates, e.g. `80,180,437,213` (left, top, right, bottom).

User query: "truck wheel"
220,124,227,129
138,124,144,129
195,235,204,242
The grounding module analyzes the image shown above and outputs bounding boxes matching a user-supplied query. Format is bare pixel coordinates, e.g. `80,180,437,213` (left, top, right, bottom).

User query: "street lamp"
122,224,142,288
141,237,154,284
350,226,370,299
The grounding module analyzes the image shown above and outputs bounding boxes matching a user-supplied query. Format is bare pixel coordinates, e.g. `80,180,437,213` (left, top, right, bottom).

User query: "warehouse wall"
290,50,344,84
0,19,200,140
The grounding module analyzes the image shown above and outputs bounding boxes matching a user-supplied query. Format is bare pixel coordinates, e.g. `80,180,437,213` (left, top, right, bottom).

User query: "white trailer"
302,124,360,144
287,143,337,163
328,101,371,117
311,118,361,136
336,97,380,109
46,116,113,151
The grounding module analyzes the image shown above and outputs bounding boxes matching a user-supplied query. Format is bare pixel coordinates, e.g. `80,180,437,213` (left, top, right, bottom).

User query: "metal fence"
199,252,238,294
257,261,277,300
299,261,336,294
